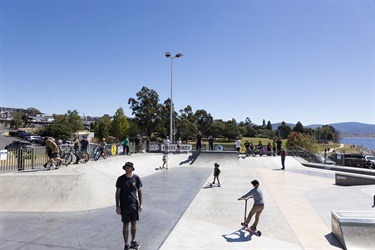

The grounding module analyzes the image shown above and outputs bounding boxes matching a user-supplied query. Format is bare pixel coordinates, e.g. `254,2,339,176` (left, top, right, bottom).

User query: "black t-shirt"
116,174,142,213
80,139,89,149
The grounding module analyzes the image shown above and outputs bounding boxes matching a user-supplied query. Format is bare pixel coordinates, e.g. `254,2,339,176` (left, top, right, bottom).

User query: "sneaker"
241,222,248,227
131,240,140,249
124,244,130,250
250,226,257,231
43,163,47,168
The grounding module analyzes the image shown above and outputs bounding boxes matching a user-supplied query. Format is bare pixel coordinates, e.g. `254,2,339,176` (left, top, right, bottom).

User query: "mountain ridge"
271,122,375,134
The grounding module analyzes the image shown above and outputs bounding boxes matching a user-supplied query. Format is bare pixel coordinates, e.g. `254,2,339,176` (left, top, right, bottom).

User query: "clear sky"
1,0,374,126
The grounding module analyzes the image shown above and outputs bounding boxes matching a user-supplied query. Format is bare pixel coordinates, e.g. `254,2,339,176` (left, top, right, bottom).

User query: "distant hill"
271,122,375,134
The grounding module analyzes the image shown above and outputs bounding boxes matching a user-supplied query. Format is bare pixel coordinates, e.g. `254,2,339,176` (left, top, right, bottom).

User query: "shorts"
81,148,88,153
236,147,240,151
121,210,139,223
49,152,59,158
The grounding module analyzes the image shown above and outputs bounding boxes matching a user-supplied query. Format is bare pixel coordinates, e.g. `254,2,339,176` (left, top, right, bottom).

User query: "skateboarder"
211,163,221,187
238,179,264,231
116,162,143,250
162,152,169,169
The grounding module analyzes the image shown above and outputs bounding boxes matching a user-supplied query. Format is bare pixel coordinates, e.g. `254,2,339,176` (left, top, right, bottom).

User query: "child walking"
211,163,221,187
161,152,169,170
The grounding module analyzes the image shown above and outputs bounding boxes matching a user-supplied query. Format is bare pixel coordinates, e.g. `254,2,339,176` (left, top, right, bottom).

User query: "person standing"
73,134,80,164
208,135,214,151
161,152,169,169
211,163,221,187
196,132,202,151
163,136,170,153
176,137,182,153
244,140,250,156
276,138,282,155
134,135,140,153
116,162,143,250
145,137,150,153
122,136,130,155
80,135,89,159
235,137,241,154
281,147,286,170
238,179,264,231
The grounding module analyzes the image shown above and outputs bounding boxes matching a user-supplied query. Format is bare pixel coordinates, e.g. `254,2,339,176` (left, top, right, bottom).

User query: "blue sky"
1,0,374,126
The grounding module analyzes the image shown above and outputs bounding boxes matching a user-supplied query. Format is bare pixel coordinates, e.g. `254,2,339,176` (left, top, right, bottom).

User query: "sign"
0,150,7,160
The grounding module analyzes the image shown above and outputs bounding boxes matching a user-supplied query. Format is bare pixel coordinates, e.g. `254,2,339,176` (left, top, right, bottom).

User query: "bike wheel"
251,151,256,157
94,151,100,161
81,154,89,164
63,153,73,165
102,151,108,159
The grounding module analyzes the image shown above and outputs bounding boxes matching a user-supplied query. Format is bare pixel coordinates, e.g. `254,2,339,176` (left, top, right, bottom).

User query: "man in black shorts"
116,162,143,250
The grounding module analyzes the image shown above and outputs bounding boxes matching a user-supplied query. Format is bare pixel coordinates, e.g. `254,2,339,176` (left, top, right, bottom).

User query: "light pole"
165,52,183,144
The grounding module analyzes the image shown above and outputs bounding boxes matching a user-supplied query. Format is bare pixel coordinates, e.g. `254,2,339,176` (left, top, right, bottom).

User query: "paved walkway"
1,152,374,249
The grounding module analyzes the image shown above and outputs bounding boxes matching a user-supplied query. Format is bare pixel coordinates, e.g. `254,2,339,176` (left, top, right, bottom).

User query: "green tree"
224,119,241,141
277,121,292,139
128,86,160,136
10,112,23,129
95,115,111,141
111,108,130,140
293,121,304,133
40,124,72,141
26,107,41,115
266,120,273,130
194,109,213,137
286,132,317,152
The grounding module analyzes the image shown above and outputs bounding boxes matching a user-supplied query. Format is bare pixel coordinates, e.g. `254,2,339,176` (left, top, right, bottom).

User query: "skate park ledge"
332,211,375,250
335,172,375,186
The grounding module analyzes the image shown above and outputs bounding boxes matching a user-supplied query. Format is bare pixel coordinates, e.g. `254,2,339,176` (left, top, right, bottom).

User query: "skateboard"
209,182,221,187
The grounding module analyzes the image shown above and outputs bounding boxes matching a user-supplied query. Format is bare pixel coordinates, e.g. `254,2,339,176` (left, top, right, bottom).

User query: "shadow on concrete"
325,233,344,249
222,229,253,242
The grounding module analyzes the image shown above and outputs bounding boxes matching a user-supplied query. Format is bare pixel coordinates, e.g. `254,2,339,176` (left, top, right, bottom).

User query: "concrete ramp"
190,150,239,167
332,211,375,250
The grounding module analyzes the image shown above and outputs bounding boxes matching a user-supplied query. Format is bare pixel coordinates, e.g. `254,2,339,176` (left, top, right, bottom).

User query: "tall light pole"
165,52,183,144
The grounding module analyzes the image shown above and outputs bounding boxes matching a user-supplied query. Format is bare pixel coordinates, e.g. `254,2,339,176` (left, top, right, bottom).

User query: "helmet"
73,133,77,137
251,180,259,186
102,138,106,141
83,135,87,139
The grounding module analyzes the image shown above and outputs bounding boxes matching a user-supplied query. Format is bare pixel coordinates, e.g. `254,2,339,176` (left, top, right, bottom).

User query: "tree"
128,86,160,136
293,121,304,133
194,109,213,137
223,119,241,141
286,132,317,152
10,112,23,129
277,121,292,139
94,115,111,141
40,124,72,141
266,121,273,130
26,107,41,115
111,108,130,140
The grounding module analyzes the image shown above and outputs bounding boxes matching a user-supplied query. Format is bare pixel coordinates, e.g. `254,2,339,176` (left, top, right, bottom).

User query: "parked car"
5,141,32,150
26,135,44,144
364,155,375,168
313,154,335,165
329,153,367,168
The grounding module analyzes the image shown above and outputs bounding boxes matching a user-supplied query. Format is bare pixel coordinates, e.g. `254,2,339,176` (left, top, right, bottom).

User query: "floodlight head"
175,53,183,58
165,52,171,58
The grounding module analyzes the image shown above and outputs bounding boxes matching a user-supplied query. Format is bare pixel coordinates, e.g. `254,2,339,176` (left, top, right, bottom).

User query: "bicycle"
60,146,73,166
93,146,108,161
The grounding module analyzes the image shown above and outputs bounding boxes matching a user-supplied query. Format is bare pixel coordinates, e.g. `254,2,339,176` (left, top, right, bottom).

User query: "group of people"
43,134,108,170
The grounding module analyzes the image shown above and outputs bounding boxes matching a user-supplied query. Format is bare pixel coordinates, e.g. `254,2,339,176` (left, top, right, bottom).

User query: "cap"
251,179,259,186
123,161,135,171
214,163,219,167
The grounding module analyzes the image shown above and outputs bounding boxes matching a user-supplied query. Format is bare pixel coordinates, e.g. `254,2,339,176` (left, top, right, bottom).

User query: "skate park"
1,151,374,250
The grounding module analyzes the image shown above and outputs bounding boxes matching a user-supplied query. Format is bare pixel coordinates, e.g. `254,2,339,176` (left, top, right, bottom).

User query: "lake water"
340,137,375,150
